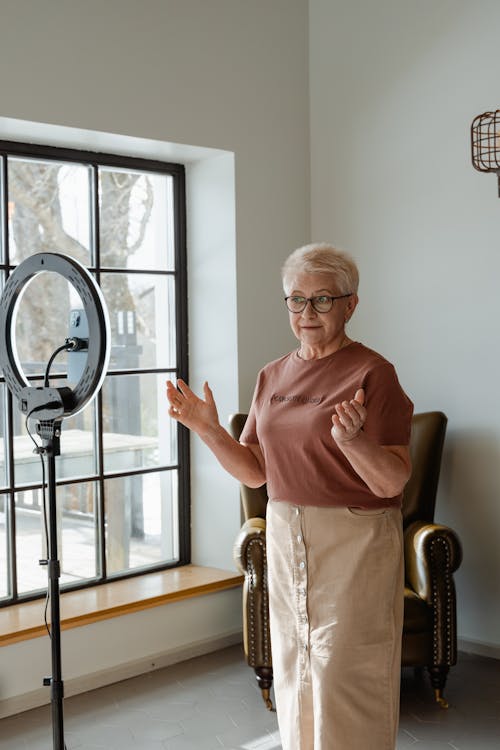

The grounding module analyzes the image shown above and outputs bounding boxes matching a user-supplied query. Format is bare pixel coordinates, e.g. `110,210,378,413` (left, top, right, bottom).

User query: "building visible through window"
0,141,189,604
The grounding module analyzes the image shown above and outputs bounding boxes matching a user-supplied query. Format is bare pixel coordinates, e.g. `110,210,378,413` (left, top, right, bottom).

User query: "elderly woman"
166,243,413,750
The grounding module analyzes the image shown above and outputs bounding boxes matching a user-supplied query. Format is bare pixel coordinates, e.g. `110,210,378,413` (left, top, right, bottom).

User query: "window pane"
0,494,8,599
11,372,98,483
13,419,44,487
8,157,92,266
12,391,96,485
16,481,99,595
105,470,178,576
15,487,47,594
102,373,176,473
99,168,175,270
13,271,88,385
0,385,7,488
59,481,99,583
57,399,98,481
102,272,175,371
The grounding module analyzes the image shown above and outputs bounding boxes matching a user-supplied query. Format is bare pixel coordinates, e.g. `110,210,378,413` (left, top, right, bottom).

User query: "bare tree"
8,159,153,368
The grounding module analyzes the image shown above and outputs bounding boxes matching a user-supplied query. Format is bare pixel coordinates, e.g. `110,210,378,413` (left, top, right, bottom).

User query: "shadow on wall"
439,428,500,613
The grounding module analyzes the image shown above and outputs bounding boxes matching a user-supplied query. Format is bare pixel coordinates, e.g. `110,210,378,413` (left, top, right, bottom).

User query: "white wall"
0,0,309,403
310,0,500,654
0,0,310,712
0,590,242,718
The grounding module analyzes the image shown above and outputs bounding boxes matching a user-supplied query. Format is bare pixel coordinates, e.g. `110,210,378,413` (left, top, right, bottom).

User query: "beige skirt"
266,500,404,750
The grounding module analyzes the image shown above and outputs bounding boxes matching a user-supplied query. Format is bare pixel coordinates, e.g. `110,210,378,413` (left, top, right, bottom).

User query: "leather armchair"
231,411,462,710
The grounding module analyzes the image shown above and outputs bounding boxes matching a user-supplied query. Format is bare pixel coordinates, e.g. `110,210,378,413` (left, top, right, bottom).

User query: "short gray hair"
282,243,359,295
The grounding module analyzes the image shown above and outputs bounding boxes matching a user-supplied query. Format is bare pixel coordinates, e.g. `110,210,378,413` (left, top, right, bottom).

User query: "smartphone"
67,308,89,384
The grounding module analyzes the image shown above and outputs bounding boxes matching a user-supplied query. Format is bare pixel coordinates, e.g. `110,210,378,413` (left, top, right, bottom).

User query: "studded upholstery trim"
246,536,272,668
429,536,456,667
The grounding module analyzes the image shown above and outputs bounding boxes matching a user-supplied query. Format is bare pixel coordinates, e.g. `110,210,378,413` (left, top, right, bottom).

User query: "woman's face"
285,271,358,358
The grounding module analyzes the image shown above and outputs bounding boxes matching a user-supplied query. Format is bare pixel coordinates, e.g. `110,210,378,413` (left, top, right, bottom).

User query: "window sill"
0,566,243,647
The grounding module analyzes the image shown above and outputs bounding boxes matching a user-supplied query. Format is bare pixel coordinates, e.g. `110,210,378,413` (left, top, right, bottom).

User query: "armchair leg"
427,665,450,708
254,666,274,711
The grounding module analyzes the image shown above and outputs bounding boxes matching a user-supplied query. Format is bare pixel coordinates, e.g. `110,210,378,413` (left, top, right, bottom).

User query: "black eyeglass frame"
284,293,353,313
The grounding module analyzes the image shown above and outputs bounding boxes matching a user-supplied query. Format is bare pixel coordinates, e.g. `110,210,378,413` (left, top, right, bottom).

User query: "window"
0,141,189,604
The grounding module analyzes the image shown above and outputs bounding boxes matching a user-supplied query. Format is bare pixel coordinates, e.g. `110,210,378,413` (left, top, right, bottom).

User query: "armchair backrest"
229,413,268,520
229,410,448,527
402,411,447,528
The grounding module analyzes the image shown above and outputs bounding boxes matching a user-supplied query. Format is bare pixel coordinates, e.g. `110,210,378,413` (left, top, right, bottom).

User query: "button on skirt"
266,500,404,750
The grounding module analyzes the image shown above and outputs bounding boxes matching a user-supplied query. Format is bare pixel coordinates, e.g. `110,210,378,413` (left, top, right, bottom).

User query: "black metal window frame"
0,139,190,606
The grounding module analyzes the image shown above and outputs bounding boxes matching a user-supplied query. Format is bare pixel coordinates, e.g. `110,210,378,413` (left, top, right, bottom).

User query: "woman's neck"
297,335,353,361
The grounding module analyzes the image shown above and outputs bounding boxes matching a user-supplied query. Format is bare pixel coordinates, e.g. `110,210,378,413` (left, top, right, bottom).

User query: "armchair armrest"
404,520,463,668
233,517,272,669
404,521,462,603
233,517,266,577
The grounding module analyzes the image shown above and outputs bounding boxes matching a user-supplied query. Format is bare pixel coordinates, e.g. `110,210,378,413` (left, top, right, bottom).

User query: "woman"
166,243,413,750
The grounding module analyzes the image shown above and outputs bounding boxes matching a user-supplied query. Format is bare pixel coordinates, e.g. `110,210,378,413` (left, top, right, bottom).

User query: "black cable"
44,343,71,388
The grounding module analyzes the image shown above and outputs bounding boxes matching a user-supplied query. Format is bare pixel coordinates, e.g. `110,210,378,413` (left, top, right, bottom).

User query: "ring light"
0,252,110,416
0,251,110,750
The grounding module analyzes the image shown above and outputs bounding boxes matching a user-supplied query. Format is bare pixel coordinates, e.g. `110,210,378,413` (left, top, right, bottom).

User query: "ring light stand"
0,253,110,750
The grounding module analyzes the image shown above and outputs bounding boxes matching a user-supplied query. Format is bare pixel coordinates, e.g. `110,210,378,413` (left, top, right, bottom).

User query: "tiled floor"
0,646,498,749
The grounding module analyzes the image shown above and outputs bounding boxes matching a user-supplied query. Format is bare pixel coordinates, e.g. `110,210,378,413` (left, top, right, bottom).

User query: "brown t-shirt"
239,342,413,508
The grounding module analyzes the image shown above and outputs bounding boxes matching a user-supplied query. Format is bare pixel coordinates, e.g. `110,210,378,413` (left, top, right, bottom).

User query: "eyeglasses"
284,293,352,314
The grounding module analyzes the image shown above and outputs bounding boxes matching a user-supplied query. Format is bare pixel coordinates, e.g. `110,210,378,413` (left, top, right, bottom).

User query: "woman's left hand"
331,388,366,443
330,388,411,496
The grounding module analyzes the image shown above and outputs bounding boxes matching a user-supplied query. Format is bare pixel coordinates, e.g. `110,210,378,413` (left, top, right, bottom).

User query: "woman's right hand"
166,379,220,436
167,378,266,487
